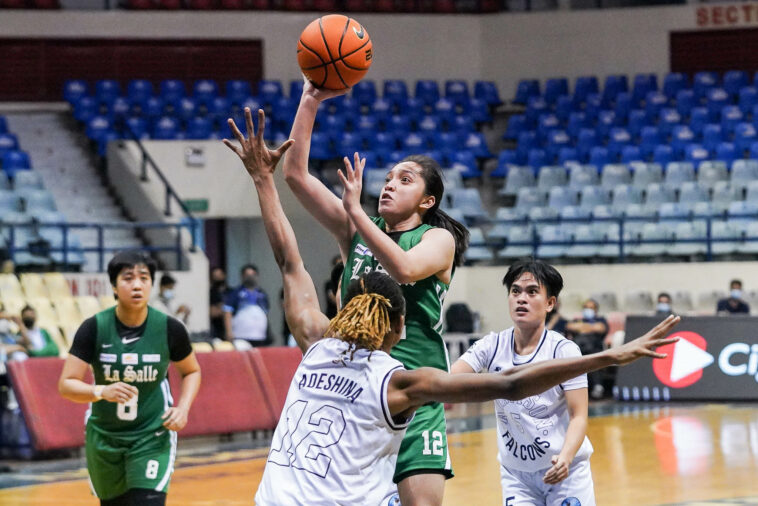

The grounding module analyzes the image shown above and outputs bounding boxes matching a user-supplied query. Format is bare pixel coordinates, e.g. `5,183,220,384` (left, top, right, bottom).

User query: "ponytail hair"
401,155,470,266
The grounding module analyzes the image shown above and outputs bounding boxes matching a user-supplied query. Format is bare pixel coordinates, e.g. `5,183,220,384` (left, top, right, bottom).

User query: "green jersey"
341,217,450,371
88,307,172,437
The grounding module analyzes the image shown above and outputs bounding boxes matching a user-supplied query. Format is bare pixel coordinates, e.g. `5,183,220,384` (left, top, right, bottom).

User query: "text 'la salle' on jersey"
255,338,412,506
460,328,593,472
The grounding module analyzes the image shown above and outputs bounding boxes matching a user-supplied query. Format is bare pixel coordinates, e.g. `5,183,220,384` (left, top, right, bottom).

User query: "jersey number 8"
117,392,139,421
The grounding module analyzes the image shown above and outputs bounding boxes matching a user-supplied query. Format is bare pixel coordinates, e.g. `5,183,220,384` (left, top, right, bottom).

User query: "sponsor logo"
719,342,758,381
143,354,161,363
353,244,372,257
99,353,117,363
122,336,140,345
122,353,139,365
101,343,113,348
353,25,365,39
653,331,713,388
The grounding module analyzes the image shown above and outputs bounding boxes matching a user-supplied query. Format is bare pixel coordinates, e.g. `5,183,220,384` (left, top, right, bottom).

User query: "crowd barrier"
6,346,303,451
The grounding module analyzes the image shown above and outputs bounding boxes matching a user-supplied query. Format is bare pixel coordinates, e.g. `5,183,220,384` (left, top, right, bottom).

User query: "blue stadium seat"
338,131,363,156
432,98,455,128
601,75,628,108
527,149,547,172
536,165,567,190
720,105,743,136
568,164,599,188
193,79,219,106
645,91,667,119
444,80,469,105
126,79,153,106
665,161,695,185
724,70,749,98
537,225,569,259
689,107,710,136
95,79,120,104
537,114,560,143
451,151,481,179
109,97,130,121
548,186,579,208
85,116,112,142
354,114,379,137
415,80,440,105
451,116,475,136
632,73,658,106
576,129,600,162
466,98,492,124
566,112,588,139
658,108,682,137
544,78,568,105
160,80,186,103
600,163,631,188
63,80,89,105
738,86,758,116
557,147,580,166
671,125,696,159
388,115,411,138
573,76,599,105
554,96,573,123
474,81,501,106
258,80,284,105
309,131,334,160
449,187,488,220
645,182,677,208
640,126,663,159
402,132,427,152
589,146,610,168
500,165,535,195
627,109,651,138
152,116,180,140
663,72,688,100
208,96,231,124
516,131,538,164
675,89,696,119
417,115,440,134
679,181,710,203
463,132,492,159
607,127,632,161
371,98,393,126
702,124,723,153
514,79,540,105
288,79,304,100
0,133,19,157
73,97,97,123
353,80,377,106
652,144,674,165
597,110,619,138
185,117,214,140
225,80,252,105
19,188,56,212
693,71,719,100
584,93,601,123
378,80,403,109
143,97,167,121
174,97,197,122
715,142,738,166
2,150,31,177
0,116,6,134
735,122,757,154
631,162,663,188
13,171,40,190
613,93,632,123
545,130,570,161
524,96,549,127
503,114,526,141
706,88,730,122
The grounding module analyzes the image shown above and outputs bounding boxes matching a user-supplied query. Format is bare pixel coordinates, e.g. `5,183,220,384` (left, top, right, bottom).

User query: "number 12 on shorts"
422,430,443,456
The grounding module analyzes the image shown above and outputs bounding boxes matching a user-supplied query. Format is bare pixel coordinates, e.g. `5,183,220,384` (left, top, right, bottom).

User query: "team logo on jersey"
386,494,401,506
353,244,372,257
99,353,117,363
561,498,581,506
121,353,139,365
652,331,713,388
142,354,161,363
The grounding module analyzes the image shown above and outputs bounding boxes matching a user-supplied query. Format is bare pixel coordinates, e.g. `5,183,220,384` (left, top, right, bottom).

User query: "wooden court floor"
1,402,757,505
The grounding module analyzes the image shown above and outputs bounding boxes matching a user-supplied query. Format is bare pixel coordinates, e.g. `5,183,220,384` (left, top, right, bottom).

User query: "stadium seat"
94,79,120,104
515,187,548,210
734,122,757,154
715,142,738,166
514,79,540,105
694,71,719,99
657,108,681,137
444,80,469,105
548,186,579,209
474,81,501,106
588,147,610,168
568,164,599,188
684,144,710,164
497,225,535,259
573,76,599,105
665,162,695,185
611,184,643,208
670,125,696,159
723,70,749,98
579,186,610,209
663,72,688,100
738,86,758,116
679,181,710,203
449,188,488,220
600,164,631,188
192,79,219,106
711,181,742,212
720,105,743,136
537,225,569,259
501,165,535,196
415,80,440,105
1,150,31,177
536,166,567,190
659,202,692,222
706,88,729,122
632,73,658,106
63,80,89,105
503,114,526,141
644,182,677,208
559,205,592,223
353,80,378,106
43,272,72,300
711,220,741,255
601,75,628,107
675,89,696,119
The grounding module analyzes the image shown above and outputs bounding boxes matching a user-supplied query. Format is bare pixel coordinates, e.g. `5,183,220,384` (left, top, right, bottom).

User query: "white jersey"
460,328,593,472
255,338,411,506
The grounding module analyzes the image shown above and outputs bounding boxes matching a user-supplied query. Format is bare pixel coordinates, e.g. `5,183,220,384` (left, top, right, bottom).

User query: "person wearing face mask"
565,299,609,399
655,292,673,316
152,274,191,325
223,264,270,346
717,279,750,315
15,305,59,358
209,267,230,340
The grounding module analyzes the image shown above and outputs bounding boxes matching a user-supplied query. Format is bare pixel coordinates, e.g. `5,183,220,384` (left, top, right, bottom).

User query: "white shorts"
499,458,595,506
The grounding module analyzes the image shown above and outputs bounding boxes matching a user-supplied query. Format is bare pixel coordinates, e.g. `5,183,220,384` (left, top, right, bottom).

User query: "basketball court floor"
0,401,756,505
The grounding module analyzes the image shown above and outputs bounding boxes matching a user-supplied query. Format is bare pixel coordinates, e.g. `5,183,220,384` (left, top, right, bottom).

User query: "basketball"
297,14,373,90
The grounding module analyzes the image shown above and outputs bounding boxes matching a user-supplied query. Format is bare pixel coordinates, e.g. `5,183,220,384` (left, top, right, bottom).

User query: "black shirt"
717,298,750,314
69,314,193,364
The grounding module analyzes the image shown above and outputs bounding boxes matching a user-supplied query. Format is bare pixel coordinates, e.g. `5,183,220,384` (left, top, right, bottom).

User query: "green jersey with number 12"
340,217,451,371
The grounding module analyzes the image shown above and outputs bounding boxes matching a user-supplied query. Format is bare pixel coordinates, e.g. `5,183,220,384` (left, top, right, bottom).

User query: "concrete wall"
0,4,723,100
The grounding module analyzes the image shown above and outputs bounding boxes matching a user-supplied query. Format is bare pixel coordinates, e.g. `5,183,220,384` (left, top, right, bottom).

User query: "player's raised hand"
337,152,366,214
102,382,138,403
611,315,681,365
301,74,349,103
223,108,294,181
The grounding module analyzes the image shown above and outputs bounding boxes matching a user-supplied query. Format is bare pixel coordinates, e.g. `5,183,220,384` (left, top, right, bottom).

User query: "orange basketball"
297,14,373,90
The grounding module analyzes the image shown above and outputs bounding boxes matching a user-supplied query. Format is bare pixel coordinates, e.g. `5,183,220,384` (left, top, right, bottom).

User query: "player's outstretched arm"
388,315,680,415
282,77,355,258
224,108,330,353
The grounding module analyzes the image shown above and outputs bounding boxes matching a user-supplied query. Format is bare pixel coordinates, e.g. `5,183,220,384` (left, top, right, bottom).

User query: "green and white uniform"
70,307,191,500
341,217,453,482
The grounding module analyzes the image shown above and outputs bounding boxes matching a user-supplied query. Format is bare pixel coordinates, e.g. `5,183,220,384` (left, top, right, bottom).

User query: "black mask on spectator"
22,318,35,328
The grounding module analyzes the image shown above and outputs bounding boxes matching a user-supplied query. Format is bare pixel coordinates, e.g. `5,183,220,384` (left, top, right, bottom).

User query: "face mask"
243,276,257,288
731,289,743,300
22,318,35,328
162,289,175,300
582,308,596,320
656,303,671,313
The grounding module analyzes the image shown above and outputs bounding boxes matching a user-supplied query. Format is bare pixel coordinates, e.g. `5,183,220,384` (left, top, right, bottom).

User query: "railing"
488,213,758,262
3,221,196,271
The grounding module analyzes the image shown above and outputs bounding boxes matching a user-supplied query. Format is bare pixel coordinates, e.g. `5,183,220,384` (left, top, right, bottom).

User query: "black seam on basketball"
332,62,348,89
318,18,338,70
299,38,327,66
340,58,370,71
299,38,329,86
337,39,371,62
338,17,350,57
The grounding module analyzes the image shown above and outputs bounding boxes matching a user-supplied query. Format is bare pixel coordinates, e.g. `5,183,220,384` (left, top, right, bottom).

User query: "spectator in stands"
546,298,568,336
152,273,191,324
15,305,58,357
717,279,750,315
209,267,230,339
224,264,270,346
655,292,673,316
324,255,342,319
0,303,26,364
565,299,609,399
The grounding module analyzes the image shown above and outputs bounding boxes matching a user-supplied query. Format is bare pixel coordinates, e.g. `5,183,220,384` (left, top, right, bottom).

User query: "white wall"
0,4,715,100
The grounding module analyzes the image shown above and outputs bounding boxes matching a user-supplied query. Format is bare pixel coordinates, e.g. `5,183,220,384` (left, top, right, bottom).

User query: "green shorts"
85,425,177,500
394,402,454,483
